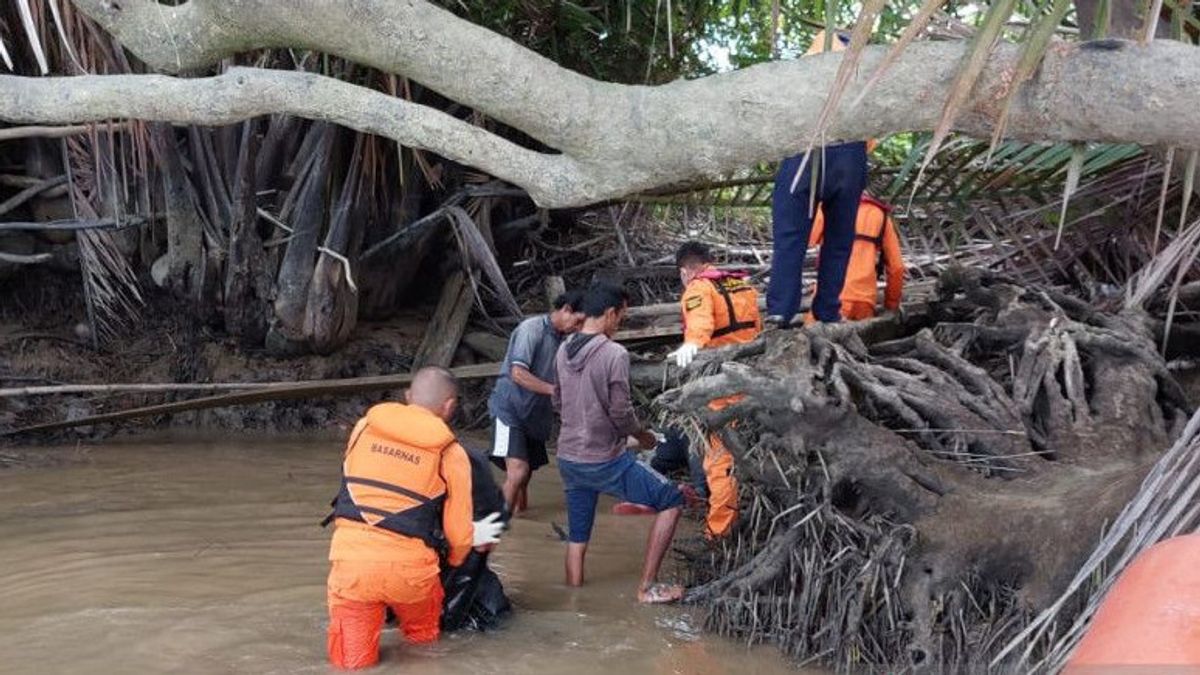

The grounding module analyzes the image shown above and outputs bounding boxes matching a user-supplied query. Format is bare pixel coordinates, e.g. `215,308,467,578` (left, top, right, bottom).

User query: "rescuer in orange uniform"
324,366,503,670
667,241,762,538
807,194,905,321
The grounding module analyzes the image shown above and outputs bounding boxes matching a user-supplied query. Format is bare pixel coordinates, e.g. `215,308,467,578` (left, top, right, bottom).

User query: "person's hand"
472,512,504,547
635,430,658,450
473,543,496,554
667,342,701,368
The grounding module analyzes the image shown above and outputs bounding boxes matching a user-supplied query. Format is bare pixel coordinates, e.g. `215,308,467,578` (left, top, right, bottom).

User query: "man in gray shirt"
488,290,585,515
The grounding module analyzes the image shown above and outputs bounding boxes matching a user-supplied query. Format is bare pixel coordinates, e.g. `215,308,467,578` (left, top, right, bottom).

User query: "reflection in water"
0,437,809,674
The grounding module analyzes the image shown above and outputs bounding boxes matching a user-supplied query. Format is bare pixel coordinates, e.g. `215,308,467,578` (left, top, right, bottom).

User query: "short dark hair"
675,241,712,269
581,282,630,318
552,289,585,312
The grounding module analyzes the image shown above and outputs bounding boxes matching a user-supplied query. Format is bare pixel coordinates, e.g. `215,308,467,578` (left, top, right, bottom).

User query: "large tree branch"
0,68,590,207
70,0,602,153
69,1,1200,150
8,2,1200,207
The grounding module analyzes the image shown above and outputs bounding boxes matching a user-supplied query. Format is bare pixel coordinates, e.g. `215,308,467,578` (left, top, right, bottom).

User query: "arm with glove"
669,281,714,369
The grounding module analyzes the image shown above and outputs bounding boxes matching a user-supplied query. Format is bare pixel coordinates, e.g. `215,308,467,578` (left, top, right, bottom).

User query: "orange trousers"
705,394,743,539
1067,534,1200,668
804,300,876,325
704,432,738,538
326,560,443,670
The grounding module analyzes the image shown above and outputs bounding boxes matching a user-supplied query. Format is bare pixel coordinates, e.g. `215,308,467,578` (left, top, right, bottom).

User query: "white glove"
668,342,701,368
472,512,504,546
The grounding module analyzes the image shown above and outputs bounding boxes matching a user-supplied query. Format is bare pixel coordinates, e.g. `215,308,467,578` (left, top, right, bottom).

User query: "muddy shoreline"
1,271,504,443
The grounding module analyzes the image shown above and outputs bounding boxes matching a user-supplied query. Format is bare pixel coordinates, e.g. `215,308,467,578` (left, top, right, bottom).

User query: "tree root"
660,272,1191,672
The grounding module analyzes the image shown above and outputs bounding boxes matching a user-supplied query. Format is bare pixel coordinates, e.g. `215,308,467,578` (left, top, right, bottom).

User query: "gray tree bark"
0,0,1195,207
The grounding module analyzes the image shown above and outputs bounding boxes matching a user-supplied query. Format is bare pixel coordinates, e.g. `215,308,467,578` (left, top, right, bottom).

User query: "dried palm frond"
447,202,523,318
1126,217,1200,310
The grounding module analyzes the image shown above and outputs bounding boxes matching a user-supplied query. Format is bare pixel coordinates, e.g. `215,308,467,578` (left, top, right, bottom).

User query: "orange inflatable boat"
1066,534,1200,670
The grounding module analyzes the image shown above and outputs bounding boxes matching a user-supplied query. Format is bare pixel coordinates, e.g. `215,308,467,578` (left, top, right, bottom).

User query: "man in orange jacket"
667,241,762,538
807,194,905,321
325,367,503,670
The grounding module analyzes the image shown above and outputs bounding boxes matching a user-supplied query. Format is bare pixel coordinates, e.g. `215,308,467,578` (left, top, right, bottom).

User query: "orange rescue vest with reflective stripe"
322,403,451,552
690,268,761,342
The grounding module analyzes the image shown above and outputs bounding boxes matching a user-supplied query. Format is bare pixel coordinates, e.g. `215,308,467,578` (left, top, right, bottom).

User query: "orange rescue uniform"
808,195,905,321
326,403,474,670
681,266,762,538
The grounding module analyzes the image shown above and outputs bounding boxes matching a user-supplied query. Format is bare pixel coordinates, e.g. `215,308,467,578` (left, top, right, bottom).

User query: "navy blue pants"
649,428,707,498
767,142,869,323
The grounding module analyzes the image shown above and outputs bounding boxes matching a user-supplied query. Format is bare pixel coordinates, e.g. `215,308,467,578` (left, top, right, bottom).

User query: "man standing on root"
324,367,503,670
766,29,874,328
666,242,762,539
489,290,586,515
806,193,905,322
554,282,685,603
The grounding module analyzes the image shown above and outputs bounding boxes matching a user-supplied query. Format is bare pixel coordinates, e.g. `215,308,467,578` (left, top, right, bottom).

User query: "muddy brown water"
0,435,810,674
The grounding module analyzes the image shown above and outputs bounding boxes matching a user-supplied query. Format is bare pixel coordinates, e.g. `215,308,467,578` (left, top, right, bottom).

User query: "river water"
0,436,803,674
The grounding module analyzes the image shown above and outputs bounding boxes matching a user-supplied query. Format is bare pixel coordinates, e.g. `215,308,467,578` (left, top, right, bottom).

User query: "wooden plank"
412,271,472,369
3,362,504,437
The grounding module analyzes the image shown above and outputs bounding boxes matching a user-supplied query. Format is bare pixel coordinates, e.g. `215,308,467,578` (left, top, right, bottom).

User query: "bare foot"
637,583,684,604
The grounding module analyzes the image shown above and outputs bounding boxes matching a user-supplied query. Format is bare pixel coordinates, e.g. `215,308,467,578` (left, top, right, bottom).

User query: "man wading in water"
489,290,586,515
323,367,504,669
553,283,685,603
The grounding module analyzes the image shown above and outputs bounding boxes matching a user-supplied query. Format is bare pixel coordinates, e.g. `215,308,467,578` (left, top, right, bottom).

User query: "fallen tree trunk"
0,0,1196,206
662,271,1192,672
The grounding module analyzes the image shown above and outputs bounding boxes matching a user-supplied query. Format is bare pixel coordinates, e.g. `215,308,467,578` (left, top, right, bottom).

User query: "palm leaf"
15,0,48,74
1053,143,1086,250
0,33,14,70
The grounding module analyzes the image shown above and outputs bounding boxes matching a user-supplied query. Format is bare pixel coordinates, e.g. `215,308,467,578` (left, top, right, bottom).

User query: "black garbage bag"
440,445,512,631
441,548,512,631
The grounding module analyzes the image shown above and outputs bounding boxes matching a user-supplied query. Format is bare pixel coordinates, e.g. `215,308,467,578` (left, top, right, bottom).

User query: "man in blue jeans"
766,30,871,327
553,282,685,604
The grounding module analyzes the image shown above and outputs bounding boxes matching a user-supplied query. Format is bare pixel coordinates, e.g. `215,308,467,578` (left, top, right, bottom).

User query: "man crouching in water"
324,367,503,670
554,283,685,603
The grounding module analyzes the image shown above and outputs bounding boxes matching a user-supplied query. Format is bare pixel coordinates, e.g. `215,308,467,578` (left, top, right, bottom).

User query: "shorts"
558,451,684,543
489,418,549,471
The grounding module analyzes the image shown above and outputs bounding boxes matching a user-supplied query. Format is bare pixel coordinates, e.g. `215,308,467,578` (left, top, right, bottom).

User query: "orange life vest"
322,403,451,552
688,268,760,342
